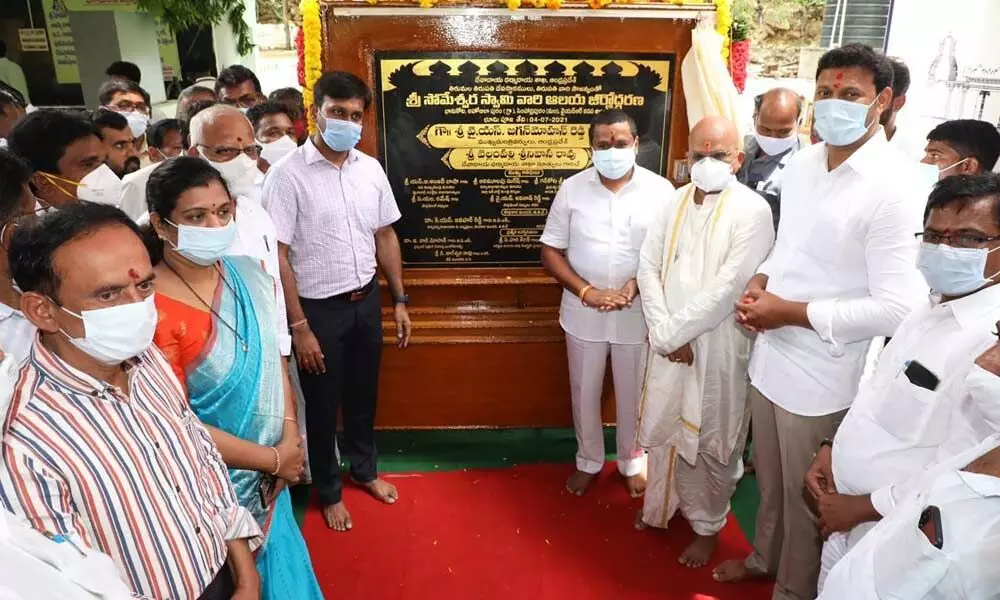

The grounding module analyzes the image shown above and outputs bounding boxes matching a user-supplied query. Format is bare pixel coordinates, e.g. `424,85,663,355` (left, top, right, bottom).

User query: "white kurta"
636,181,774,529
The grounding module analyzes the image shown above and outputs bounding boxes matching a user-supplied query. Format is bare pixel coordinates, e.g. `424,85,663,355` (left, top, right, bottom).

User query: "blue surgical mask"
166,218,238,266
319,115,362,152
592,147,636,180
813,97,878,147
917,242,1000,296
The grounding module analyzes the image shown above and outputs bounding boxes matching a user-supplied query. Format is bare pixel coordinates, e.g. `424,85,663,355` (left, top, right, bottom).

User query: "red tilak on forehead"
128,268,139,280
703,141,712,150
835,71,845,80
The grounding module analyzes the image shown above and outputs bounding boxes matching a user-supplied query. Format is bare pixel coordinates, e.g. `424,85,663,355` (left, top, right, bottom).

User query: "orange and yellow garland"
297,0,733,130
300,0,323,134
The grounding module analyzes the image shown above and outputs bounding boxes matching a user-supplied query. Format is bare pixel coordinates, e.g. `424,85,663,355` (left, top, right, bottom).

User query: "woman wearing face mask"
143,156,323,600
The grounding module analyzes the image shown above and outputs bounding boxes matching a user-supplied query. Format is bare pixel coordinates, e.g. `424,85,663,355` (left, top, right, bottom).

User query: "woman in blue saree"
145,156,323,599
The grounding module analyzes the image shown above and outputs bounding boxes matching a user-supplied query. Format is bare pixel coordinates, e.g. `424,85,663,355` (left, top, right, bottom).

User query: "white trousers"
565,333,646,477
818,522,876,593
643,445,743,535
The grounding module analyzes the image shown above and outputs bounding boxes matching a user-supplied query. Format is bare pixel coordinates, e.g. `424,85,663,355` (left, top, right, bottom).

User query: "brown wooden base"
377,269,617,428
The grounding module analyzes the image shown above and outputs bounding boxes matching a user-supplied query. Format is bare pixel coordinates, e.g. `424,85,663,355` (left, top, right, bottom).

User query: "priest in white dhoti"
636,116,775,568
541,108,674,497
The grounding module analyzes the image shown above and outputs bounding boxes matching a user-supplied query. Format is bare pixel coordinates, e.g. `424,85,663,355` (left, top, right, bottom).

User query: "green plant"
137,0,255,56
730,15,750,43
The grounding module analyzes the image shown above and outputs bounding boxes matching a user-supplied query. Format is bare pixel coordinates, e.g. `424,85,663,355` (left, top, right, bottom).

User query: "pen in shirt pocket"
263,235,270,252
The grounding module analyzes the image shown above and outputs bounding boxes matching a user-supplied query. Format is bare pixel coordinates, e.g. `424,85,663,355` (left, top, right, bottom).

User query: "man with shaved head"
635,115,774,567
737,87,802,231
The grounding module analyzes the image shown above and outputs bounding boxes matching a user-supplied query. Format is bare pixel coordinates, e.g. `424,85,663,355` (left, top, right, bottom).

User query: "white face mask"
259,136,297,166
75,164,124,205
199,151,258,198
165,218,238,266
754,131,797,156
124,112,149,139
56,295,158,365
690,157,734,193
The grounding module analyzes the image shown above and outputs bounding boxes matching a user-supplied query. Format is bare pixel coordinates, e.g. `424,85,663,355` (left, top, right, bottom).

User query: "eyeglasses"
110,100,150,115
196,143,261,161
915,231,1000,248
688,151,731,162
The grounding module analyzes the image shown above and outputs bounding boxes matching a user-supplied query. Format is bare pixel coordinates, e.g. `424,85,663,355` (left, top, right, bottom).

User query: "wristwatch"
393,294,409,305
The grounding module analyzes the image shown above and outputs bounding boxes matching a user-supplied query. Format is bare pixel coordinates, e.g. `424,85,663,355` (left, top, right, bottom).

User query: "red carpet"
302,463,774,599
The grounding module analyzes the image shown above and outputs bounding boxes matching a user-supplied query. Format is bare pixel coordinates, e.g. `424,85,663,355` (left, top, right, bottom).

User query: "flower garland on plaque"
295,0,733,131
300,0,323,134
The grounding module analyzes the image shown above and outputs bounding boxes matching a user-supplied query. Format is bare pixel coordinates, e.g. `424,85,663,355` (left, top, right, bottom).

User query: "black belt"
330,278,376,303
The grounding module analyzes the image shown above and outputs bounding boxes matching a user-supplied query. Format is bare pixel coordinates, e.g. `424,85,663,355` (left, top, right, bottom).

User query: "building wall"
886,0,1000,166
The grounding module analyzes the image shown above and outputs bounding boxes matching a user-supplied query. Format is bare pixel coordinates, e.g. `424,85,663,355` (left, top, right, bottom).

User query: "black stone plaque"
375,51,674,267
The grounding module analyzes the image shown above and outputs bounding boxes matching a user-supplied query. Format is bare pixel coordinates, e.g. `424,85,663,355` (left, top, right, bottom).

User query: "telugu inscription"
375,52,674,267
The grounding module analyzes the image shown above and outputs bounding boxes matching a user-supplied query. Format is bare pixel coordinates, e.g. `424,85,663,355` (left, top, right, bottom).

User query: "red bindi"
835,71,845,80
128,268,139,280
703,141,711,150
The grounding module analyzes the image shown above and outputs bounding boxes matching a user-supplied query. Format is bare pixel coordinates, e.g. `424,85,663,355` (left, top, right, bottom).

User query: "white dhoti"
566,333,645,476
644,443,745,534
635,182,775,532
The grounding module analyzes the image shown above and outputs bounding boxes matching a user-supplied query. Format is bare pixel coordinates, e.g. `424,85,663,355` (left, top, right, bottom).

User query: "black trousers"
198,562,235,600
298,283,382,506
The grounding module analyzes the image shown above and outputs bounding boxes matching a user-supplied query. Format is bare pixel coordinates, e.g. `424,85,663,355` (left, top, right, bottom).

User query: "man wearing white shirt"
0,151,38,364
820,424,1000,599
540,109,674,498
187,105,291,356
803,173,1000,591
882,58,925,162
636,116,774,567
716,44,927,600
920,119,1000,183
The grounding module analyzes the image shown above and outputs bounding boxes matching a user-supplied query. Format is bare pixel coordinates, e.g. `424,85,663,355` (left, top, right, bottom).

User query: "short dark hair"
105,60,141,84
0,150,31,224
9,202,142,300
817,43,894,93
924,173,1000,228
588,109,638,143
268,88,303,117
0,82,26,114
147,118,183,149
176,85,217,119
313,72,372,111
888,58,911,98
89,109,129,137
246,102,294,131
8,109,100,175
143,156,231,264
216,65,262,95
97,79,150,111
927,119,1000,173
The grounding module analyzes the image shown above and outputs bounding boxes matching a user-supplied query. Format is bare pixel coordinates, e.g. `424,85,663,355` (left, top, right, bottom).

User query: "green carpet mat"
291,427,760,541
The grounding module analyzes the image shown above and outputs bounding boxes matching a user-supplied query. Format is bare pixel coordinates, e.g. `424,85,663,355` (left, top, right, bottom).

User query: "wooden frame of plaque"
316,0,714,427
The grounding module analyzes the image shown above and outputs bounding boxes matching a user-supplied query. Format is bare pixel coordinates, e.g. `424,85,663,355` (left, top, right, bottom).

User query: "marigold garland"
298,0,734,118
300,0,323,134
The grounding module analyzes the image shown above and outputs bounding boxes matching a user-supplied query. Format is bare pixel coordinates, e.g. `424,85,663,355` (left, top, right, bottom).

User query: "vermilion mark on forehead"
128,268,139,280
703,141,712,150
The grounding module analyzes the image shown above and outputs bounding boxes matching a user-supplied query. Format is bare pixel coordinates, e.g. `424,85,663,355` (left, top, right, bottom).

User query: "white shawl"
636,181,774,466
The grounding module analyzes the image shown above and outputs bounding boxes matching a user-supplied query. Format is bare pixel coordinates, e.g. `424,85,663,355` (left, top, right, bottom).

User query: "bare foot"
633,510,648,531
361,478,399,504
712,558,767,583
678,534,717,568
624,472,646,498
323,502,352,531
565,470,598,496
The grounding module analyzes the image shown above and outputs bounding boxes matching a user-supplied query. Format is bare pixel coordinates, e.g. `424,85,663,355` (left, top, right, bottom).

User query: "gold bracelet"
578,284,594,306
270,446,281,476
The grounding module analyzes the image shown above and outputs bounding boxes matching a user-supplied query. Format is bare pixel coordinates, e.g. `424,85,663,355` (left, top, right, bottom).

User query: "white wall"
114,12,166,104
886,0,1000,152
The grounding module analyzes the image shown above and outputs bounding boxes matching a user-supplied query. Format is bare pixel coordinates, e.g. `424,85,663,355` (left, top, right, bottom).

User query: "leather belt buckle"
349,290,366,302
